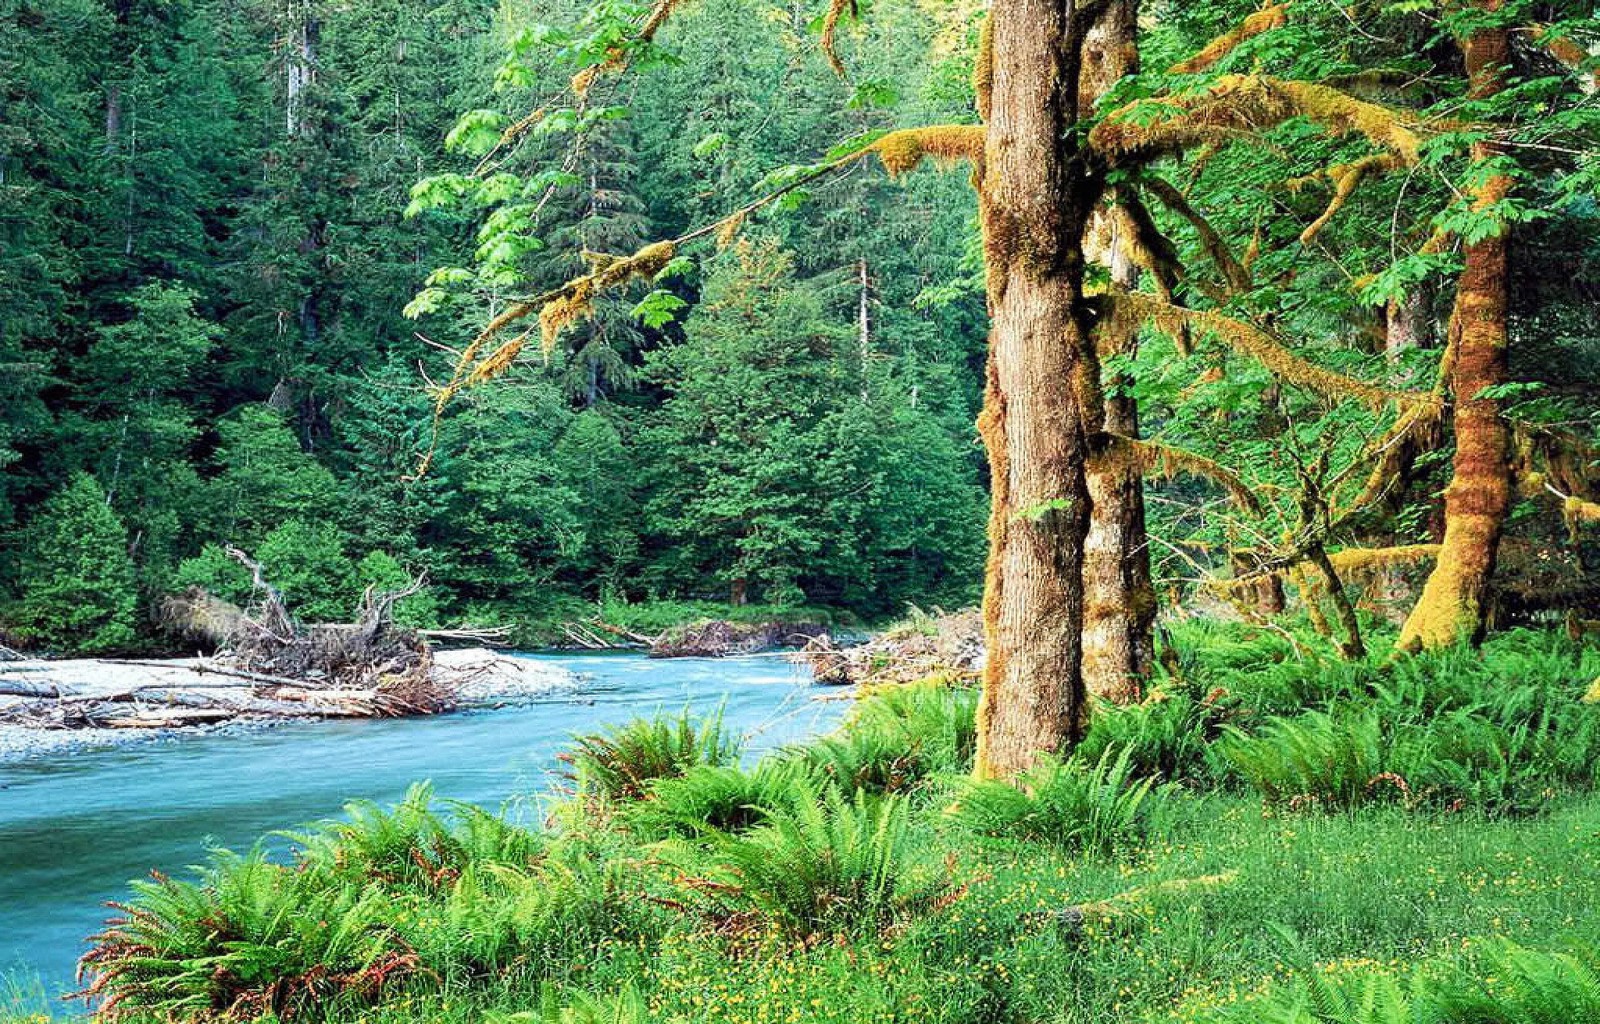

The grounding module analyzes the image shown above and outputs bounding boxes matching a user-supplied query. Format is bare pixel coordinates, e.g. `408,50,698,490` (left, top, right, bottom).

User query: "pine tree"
7,473,138,654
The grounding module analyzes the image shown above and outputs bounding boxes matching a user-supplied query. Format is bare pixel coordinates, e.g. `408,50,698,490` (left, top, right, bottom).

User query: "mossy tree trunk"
1396,2,1513,652
973,0,1110,780
1080,0,1155,705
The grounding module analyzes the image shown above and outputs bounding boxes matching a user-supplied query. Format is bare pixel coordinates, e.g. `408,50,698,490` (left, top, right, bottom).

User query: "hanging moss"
1092,75,1424,167
1344,401,1445,512
1139,176,1251,294
820,0,857,78
1124,436,1262,514
1169,3,1289,75
573,0,688,94
974,14,993,123
1109,192,1183,305
1327,544,1440,575
539,241,676,350
1112,291,1426,411
870,126,986,177
1292,153,1402,245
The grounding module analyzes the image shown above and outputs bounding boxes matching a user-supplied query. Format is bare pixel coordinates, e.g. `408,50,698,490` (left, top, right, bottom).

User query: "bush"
487,986,649,1024
1219,708,1387,810
400,840,645,979
623,760,818,839
1186,941,1600,1024
566,708,741,803
668,784,942,937
284,783,542,892
948,746,1169,853
800,681,979,794
79,849,410,1020
1077,688,1224,784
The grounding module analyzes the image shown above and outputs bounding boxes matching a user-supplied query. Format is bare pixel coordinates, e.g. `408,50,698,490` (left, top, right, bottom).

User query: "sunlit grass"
69,624,1600,1024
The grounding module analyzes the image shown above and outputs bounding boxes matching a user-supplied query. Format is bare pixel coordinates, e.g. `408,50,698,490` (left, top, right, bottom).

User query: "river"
0,653,842,1003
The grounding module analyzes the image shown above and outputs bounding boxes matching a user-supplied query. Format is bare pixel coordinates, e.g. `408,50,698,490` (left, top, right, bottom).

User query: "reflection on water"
0,653,841,997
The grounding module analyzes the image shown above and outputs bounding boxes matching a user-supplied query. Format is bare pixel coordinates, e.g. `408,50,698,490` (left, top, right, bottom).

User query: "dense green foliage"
0,0,988,652
72,622,1600,1024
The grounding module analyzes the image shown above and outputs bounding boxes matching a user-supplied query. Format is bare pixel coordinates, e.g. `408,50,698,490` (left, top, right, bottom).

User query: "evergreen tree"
6,473,138,654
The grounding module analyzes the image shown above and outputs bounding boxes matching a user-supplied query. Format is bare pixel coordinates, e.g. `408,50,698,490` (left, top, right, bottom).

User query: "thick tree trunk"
973,0,1105,780
1079,0,1155,705
1396,6,1512,652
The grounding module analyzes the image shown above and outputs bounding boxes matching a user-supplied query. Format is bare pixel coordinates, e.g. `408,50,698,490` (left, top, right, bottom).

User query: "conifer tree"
7,473,138,654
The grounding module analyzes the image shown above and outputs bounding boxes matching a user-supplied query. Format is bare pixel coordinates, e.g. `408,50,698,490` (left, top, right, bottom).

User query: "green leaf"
632,290,689,328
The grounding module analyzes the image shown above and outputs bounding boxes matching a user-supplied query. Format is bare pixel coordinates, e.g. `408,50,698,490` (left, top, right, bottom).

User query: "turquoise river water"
0,652,842,1004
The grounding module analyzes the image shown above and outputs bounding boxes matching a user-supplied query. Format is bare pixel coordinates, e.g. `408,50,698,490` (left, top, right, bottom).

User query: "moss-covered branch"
1137,176,1251,294
1168,3,1289,75
1291,153,1403,245
1108,291,1431,410
1122,436,1263,514
1091,75,1426,168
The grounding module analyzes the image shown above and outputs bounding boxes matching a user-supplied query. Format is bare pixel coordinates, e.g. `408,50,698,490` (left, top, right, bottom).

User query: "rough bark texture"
973,0,1106,780
1396,6,1513,652
1385,281,1434,362
1080,0,1154,705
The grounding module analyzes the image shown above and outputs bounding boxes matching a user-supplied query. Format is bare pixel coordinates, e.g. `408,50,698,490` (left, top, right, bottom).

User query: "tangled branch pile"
798,609,983,687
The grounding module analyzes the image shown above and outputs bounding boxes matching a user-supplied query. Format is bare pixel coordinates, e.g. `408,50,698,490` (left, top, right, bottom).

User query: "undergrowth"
73,623,1600,1024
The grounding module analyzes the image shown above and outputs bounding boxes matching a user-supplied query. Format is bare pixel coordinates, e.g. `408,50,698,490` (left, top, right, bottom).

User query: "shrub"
401,840,644,979
623,760,818,839
79,849,411,1021
1219,708,1386,809
566,708,741,803
800,681,978,794
1221,679,1600,813
284,783,542,892
669,785,942,937
1185,941,1600,1024
1077,688,1223,783
487,986,649,1024
947,746,1169,853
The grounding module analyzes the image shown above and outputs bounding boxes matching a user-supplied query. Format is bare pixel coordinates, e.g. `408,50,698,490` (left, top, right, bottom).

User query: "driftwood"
797,609,982,686
650,619,830,658
2,550,453,734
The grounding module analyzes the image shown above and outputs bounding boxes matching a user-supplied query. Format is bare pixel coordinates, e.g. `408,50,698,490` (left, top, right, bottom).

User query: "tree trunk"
973,0,1106,780
1385,281,1434,362
285,3,319,139
1079,0,1153,705
1396,5,1512,652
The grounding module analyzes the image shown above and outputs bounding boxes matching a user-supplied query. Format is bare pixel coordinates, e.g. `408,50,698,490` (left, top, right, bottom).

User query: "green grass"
72,624,1600,1024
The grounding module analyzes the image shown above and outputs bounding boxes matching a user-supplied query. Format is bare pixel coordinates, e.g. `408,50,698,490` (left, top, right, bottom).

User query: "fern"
667,785,942,937
948,746,1168,854
566,707,741,803
624,760,818,839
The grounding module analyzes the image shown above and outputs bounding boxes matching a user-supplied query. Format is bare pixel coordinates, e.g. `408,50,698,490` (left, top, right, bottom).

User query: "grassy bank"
54,624,1600,1024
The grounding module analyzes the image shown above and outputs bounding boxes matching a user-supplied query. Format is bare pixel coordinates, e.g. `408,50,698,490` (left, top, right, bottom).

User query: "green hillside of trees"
0,0,991,652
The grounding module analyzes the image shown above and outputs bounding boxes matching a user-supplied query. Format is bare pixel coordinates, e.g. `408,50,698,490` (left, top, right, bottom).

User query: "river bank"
0,649,576,763
0,652,841,995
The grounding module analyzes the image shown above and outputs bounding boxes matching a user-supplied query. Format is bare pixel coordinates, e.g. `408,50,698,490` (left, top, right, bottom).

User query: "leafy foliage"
949,747,1169,853
566,708,742,804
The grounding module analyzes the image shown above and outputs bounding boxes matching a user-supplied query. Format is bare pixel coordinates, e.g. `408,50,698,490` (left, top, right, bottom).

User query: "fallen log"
0,680,64,699
99,708,236,729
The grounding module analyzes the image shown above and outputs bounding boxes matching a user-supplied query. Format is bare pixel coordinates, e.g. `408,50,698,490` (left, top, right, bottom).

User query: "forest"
4,0,1600,1022
0,0,992,654
2,0,1596,661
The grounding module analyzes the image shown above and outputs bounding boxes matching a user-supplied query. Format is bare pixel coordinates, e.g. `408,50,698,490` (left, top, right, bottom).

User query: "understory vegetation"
62,622,1600,1024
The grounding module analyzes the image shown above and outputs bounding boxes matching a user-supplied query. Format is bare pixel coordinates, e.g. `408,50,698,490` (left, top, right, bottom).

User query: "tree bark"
1079,0,1154,705
1396,4,1513,652
973,0,1107,780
